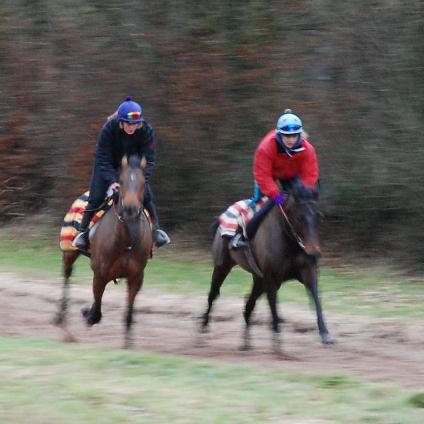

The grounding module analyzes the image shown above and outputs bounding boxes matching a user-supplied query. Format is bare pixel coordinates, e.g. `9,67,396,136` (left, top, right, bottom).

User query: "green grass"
0,337,423,424
0,232,423,319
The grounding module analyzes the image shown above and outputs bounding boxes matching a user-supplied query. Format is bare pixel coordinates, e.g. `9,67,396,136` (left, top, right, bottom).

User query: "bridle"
112,190,147,251
278,196,321,253
113,195,143,223
278,204,306,250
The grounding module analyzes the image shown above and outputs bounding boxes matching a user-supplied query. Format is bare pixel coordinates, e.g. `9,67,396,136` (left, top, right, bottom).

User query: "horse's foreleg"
307,279,334,344
300,267,334,344
200,264,231,331
124,273,143,349
241,276,264,350
82,274,106,326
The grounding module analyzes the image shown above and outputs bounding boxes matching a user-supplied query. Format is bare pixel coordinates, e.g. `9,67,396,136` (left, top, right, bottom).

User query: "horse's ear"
140,157,146,170
122,156,128,168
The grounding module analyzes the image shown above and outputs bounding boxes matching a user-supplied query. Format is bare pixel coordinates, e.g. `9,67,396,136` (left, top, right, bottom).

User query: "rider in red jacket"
254,111,319,200
231,109,319,248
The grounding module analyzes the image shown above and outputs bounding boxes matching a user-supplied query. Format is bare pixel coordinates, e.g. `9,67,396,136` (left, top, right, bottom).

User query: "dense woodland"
0,0,423,265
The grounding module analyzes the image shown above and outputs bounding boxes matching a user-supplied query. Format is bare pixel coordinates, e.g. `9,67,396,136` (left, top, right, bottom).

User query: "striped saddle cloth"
59,191,113,251
218,197,267,238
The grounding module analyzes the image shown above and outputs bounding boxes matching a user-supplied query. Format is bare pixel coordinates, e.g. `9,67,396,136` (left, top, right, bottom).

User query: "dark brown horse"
55,155,152,348
201,186,333,352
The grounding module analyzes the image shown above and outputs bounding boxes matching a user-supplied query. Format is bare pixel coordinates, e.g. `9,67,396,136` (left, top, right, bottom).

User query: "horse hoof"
321,333,335,344
123,340,133,350
239,340,252,351
53,313,65,327
81,307,101,326
81,307,90,319
198,320,210,334
63,332,77,343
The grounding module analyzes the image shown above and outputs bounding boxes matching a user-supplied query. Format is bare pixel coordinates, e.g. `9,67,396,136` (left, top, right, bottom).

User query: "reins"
278,204,306,250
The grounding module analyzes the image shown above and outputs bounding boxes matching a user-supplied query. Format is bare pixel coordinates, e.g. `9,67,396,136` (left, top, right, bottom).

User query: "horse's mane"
127,155,142,169
295,187,318,201
290,180,319,202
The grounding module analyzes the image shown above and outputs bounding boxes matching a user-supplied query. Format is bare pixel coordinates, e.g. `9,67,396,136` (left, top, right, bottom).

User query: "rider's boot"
145,202,170,248
72,208,95,251
230,232,249,249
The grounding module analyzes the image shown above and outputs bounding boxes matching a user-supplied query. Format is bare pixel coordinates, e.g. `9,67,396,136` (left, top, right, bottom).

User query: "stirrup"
154,228,170,248
72,231,89,250
230,233,249,249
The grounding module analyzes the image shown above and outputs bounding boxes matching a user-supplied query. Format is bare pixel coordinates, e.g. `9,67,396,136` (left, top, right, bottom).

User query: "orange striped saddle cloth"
59,191,113,251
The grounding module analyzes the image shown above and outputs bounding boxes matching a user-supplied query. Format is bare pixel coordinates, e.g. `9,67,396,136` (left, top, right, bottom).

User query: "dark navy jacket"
94,118,155,187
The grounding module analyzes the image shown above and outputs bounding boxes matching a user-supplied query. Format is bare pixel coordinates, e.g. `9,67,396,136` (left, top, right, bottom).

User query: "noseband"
113,196,143,223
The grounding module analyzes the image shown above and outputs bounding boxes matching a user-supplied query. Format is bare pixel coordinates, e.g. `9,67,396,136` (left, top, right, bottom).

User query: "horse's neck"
264,206,292,246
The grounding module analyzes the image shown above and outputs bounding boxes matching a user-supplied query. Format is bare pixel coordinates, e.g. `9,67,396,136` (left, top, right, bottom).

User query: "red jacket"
253,130,319,198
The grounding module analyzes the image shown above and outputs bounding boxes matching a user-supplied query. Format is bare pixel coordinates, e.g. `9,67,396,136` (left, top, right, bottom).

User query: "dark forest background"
0,0,423,265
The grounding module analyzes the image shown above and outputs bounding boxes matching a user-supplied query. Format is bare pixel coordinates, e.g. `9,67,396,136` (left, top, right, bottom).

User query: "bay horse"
55,155,152,348
201,185,333,352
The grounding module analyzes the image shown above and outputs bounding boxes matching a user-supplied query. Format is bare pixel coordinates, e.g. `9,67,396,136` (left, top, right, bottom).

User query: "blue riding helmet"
276,112,302,135
117,96,144,123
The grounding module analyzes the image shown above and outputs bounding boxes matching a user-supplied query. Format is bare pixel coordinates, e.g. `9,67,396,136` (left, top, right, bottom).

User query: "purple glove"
272,193,286,206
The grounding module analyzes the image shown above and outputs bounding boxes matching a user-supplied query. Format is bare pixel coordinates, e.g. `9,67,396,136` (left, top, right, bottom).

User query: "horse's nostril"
305,246,321,259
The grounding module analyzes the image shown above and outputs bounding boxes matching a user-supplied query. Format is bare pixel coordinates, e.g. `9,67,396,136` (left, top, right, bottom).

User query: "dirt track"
0,271,423,389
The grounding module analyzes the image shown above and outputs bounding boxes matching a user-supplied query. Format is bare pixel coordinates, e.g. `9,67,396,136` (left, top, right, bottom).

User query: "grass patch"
409,393,424,408
0,337,423,424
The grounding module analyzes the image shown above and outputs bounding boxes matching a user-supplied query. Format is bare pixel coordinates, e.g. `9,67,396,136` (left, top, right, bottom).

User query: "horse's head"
284,185,321,258
119,155,146,221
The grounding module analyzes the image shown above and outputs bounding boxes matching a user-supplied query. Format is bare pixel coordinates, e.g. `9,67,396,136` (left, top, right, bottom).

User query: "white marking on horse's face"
130,173,135,182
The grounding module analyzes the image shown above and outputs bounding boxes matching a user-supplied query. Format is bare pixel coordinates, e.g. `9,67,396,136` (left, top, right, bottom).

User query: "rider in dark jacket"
73,96,170,250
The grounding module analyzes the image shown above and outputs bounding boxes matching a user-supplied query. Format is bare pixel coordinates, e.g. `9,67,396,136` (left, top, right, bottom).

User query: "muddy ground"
0,271,423,389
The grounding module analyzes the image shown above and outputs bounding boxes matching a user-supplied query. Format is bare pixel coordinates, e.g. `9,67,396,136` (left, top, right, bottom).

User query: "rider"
231,109,319,248
73,96,170,250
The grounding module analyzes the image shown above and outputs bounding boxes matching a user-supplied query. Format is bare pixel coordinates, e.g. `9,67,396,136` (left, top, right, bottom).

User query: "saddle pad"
219,197,267,238
59,191,112,251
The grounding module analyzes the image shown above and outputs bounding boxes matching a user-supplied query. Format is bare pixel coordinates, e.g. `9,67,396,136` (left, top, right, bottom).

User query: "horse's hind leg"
123,273,143,349
200,263,232,331
82,274,106,326
54,251,79,328
241,275,264,350
265,280,283,353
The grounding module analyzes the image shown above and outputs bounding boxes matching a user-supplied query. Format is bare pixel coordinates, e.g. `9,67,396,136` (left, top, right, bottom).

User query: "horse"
55,154,153,348
200,185,333,353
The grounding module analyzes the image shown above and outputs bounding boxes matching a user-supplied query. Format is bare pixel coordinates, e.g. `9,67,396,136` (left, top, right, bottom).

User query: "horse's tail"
210,217,220,238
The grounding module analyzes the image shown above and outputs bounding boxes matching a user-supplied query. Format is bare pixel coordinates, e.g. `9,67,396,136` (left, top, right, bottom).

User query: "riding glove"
272,193,286,206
